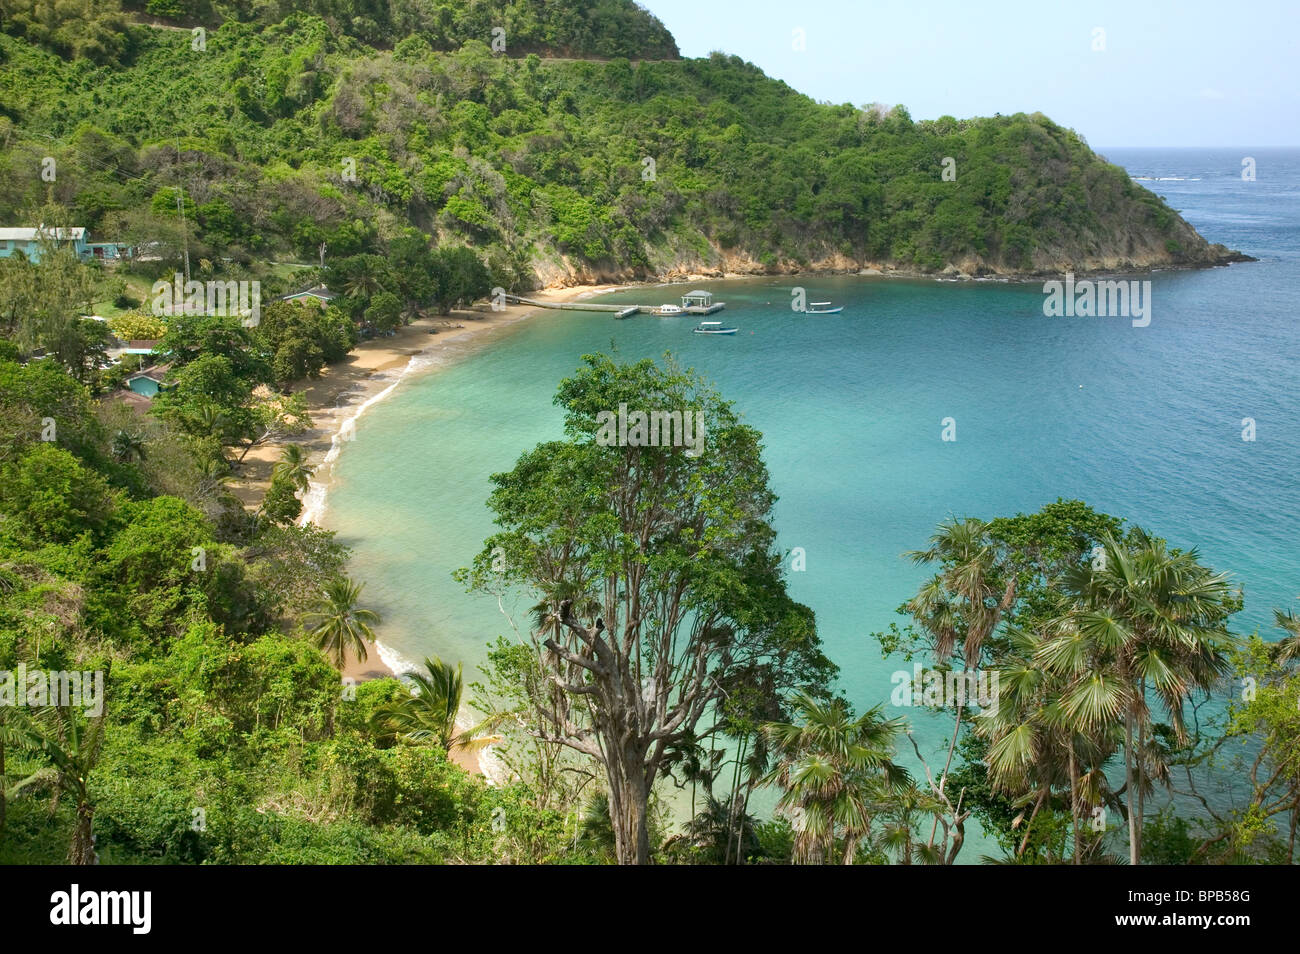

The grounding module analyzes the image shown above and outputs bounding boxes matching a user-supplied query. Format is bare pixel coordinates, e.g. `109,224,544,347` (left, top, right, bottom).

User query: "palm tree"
529,580,600,642
906,517,1015,666
304,576,381,669
981,624,1117,863
369,655,500,756
876,776,947,864
905,517,1017,855
762,691,907,864
662,730,722,820
110,429,146,463
1039,531,1235,865
343,269,386,301
8,706,106,864
194,404,228,440
0,705,19,834
1272,604,1300,663
273,443,313,494
682,794,761,864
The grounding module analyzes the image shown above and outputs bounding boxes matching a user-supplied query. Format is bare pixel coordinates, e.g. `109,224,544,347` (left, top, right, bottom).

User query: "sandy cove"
229,284,625,778
230,287,606,508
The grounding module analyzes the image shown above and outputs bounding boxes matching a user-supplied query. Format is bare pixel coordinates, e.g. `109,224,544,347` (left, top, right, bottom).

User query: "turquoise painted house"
125,365,170,398
0,227,133,264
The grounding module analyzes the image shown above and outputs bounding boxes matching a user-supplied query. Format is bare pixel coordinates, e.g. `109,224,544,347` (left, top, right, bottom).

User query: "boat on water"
693,321,738,335
655,303,683,316
806,301,843,314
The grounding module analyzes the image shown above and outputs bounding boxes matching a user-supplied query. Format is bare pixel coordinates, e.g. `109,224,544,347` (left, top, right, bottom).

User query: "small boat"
693,321,738,335
656,304,683,316
806,301,843,314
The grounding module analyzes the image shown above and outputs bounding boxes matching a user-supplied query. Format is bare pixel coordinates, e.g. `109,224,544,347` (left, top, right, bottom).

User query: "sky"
639,0,1299,147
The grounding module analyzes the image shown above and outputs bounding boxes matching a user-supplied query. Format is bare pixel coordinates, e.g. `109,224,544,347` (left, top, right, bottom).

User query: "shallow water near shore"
320,148,1300,850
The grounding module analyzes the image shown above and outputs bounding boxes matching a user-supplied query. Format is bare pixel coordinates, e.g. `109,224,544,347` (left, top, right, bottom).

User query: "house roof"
109,389,154,412
279,285,336,301
683,289,712,297
0,227,86,241
126,339,161,350
127,362,171,384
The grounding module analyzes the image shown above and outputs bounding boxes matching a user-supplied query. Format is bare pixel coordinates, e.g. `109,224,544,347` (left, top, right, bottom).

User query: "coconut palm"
662,730,722,819
273,443,312,494
762,691,908,864
343,269,386,300
1039,530,1235,865
369,655,500,756
304,576,381,669
8,705,106,864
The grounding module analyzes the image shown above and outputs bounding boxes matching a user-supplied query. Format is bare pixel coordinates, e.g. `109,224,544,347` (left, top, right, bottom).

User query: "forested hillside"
0,0,1243,287
0,3,1289,869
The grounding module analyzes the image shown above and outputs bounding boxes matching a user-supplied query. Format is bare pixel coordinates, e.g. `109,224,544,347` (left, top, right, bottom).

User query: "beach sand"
257,284,621,779
229,285,620,508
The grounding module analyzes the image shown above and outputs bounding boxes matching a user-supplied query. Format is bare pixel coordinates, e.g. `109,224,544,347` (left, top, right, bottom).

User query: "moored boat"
693,321,738,335
806,301,843,314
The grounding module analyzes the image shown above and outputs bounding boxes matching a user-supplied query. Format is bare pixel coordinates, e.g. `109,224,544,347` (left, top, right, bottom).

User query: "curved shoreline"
230,285,628,690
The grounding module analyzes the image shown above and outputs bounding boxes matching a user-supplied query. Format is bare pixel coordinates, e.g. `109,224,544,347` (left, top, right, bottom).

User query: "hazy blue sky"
640,0,1298,147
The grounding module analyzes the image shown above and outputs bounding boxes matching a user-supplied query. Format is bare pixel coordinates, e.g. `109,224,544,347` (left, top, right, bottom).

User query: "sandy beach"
235,284,625,778
230,285,618,510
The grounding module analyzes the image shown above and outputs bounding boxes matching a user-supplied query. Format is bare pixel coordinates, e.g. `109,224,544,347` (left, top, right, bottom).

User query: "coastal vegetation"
0,0,1243,319
0,348,1296,865
0,1,1284,867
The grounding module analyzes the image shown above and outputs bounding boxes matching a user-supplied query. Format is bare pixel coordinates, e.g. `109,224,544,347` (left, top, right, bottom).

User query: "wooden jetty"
504,290,723,319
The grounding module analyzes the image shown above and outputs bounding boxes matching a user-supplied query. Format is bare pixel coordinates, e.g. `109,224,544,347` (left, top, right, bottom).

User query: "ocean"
317,147,1299,841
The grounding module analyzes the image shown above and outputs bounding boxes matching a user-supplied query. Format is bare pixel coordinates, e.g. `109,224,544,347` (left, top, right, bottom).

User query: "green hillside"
0,1,1244,288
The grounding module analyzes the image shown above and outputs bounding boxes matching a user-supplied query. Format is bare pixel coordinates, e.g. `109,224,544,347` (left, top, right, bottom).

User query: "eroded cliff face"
528,229,1251,289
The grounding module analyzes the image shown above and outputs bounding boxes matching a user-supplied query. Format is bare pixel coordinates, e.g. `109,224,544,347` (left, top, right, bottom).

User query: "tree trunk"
607,756,650,865
1135,715,1145,865
1069,743,1080,865
1125,709,1139,866
69,800,95,865
927,703,963,851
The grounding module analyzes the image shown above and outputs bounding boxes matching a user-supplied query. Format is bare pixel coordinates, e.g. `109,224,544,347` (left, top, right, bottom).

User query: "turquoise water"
322,148,1300,814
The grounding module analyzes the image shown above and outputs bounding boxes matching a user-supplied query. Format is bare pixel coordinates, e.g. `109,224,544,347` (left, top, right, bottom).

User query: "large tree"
461,354,834,864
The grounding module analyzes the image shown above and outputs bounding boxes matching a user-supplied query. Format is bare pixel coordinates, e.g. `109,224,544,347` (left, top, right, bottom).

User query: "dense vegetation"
0,1,1241,294
0,1,1282,867
0,349,1296,865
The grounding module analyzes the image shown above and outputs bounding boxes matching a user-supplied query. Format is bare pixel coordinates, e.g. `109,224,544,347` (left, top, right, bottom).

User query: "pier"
504,289,724,319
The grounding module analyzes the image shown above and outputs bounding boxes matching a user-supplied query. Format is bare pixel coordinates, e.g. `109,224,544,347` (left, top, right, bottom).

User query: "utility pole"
176,137,190,283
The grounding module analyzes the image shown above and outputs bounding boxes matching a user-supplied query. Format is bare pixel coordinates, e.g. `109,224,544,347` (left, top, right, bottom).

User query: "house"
125,363,171,398
0,226,133,264
278,285,336,306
